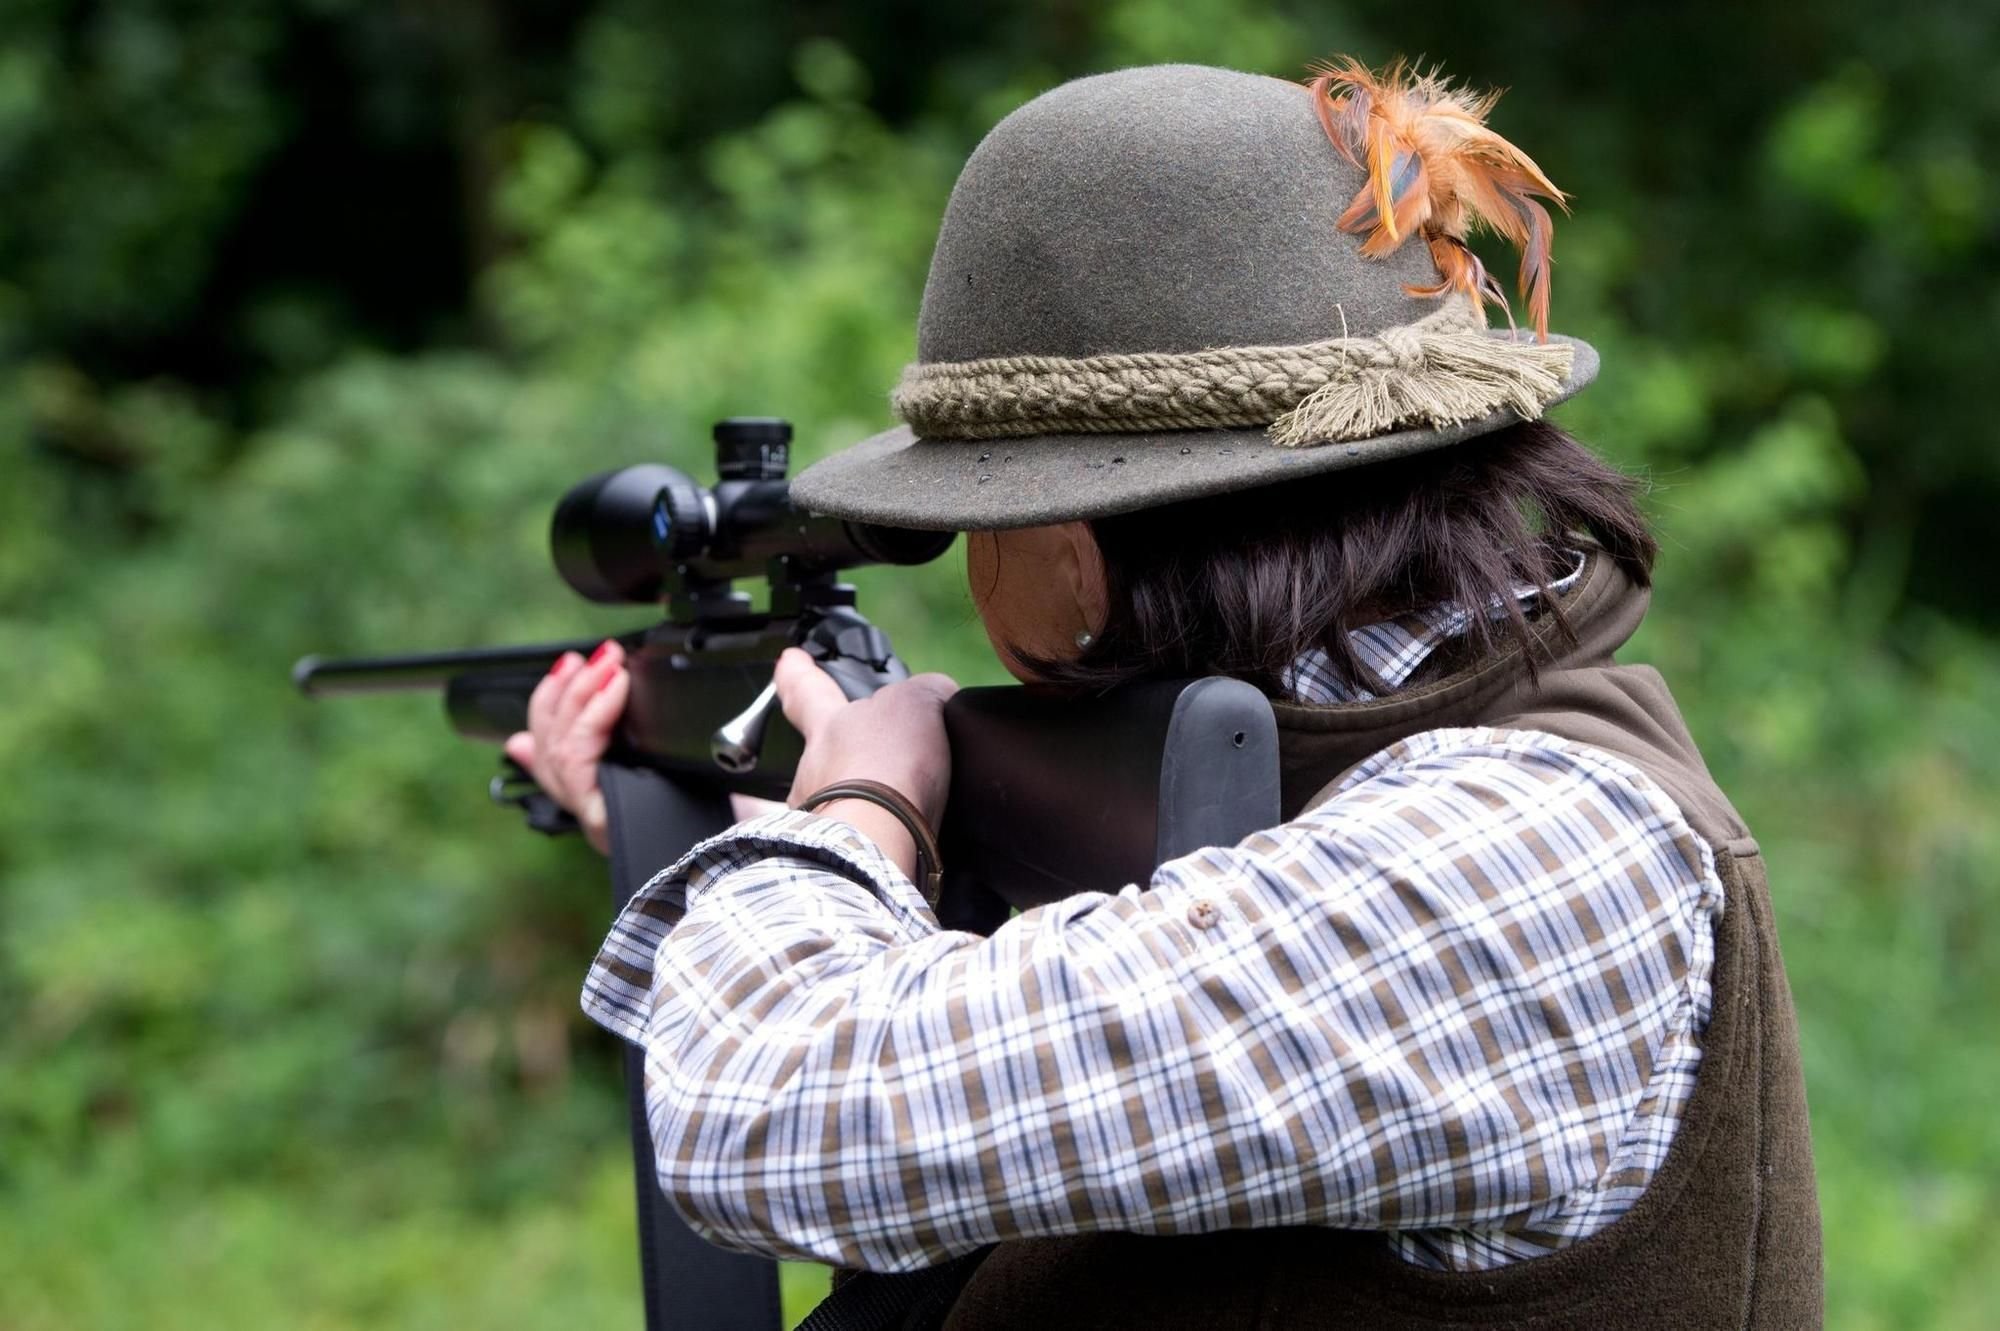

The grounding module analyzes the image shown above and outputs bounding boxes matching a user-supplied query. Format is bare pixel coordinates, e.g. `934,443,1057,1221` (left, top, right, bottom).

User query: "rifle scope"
552,418,952,605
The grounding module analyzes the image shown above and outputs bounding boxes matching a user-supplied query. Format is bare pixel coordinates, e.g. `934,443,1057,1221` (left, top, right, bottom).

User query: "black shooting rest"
594,677,1281,1331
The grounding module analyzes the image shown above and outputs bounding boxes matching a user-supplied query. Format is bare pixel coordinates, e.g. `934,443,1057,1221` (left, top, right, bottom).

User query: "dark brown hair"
1023,420,1656,697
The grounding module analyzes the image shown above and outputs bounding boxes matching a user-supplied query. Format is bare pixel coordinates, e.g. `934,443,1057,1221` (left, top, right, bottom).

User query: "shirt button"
1186,899,1221,930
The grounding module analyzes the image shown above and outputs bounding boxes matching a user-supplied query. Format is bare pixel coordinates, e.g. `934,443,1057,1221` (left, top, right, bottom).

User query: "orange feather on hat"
1305,56,1570,341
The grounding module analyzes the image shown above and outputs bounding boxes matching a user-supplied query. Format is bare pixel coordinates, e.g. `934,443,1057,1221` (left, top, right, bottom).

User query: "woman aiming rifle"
504,59,1822,1329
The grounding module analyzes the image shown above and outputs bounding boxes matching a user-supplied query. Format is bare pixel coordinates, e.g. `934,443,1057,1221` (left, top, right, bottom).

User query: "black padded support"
939,677,1280,916
599,762,785,1331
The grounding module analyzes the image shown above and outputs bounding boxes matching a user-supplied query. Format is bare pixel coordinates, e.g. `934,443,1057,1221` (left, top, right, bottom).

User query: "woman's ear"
1055,520,1108,637
965,523,1108,680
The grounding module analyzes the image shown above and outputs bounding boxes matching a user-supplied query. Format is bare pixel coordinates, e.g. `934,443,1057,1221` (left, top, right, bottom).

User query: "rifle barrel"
292,641,603,697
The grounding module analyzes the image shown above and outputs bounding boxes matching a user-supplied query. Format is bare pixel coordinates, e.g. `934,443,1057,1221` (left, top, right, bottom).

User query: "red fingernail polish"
596,668,619,692
588,641,613,666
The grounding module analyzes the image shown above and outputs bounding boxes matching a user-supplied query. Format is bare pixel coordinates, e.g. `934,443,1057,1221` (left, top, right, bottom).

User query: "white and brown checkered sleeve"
580,726,1722,1274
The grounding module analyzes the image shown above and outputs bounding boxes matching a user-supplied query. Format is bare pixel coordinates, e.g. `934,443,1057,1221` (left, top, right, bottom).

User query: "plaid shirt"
581,567,1723,1274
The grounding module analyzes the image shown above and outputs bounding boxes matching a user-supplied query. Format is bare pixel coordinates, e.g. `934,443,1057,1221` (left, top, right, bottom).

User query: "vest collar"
1268,546,1652,814
1284,547,1589,704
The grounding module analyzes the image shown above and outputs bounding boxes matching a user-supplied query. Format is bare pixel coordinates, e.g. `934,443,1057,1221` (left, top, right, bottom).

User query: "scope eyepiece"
845,521,957,568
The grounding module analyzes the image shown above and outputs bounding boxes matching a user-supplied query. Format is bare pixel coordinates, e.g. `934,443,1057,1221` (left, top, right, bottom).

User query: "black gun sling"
600,762,786,1331
598,762,970,1331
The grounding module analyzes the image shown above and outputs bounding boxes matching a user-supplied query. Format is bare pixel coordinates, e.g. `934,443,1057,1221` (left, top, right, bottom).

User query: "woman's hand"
774,647,959,881
505,641,950,863
504,640,630,855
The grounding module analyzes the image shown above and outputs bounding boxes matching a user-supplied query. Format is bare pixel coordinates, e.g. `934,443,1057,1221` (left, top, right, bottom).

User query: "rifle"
294,417,1280,1331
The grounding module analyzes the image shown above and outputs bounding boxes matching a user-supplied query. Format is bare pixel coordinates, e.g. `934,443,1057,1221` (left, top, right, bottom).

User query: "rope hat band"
892,296,1575,447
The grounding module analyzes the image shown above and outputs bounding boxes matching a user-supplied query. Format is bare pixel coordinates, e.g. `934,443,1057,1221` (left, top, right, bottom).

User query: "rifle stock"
295,643,1282,916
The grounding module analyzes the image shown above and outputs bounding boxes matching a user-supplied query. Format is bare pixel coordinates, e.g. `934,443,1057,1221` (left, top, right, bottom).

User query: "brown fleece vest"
943,550,1824,1330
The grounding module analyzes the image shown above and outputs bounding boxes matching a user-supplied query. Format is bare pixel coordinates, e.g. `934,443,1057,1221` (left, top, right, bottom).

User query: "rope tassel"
1267,319,1573,447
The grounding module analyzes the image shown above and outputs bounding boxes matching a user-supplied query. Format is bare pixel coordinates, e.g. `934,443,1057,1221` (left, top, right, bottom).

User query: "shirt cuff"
578,809,938,1045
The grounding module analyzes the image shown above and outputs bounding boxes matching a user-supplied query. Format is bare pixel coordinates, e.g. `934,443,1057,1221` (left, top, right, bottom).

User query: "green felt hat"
790,61,1597,532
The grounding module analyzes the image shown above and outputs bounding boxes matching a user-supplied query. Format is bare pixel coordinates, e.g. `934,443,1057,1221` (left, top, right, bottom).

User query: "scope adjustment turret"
713,417,792,481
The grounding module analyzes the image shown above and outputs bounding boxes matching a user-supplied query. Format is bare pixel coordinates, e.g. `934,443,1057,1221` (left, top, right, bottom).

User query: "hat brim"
790,331,1598,532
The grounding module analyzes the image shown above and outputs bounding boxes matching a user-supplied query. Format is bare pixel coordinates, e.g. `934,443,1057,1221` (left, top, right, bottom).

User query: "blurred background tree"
1,2,1994,1327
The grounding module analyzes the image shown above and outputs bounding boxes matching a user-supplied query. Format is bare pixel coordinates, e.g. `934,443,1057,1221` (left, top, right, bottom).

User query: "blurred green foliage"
1,2,1995,1327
